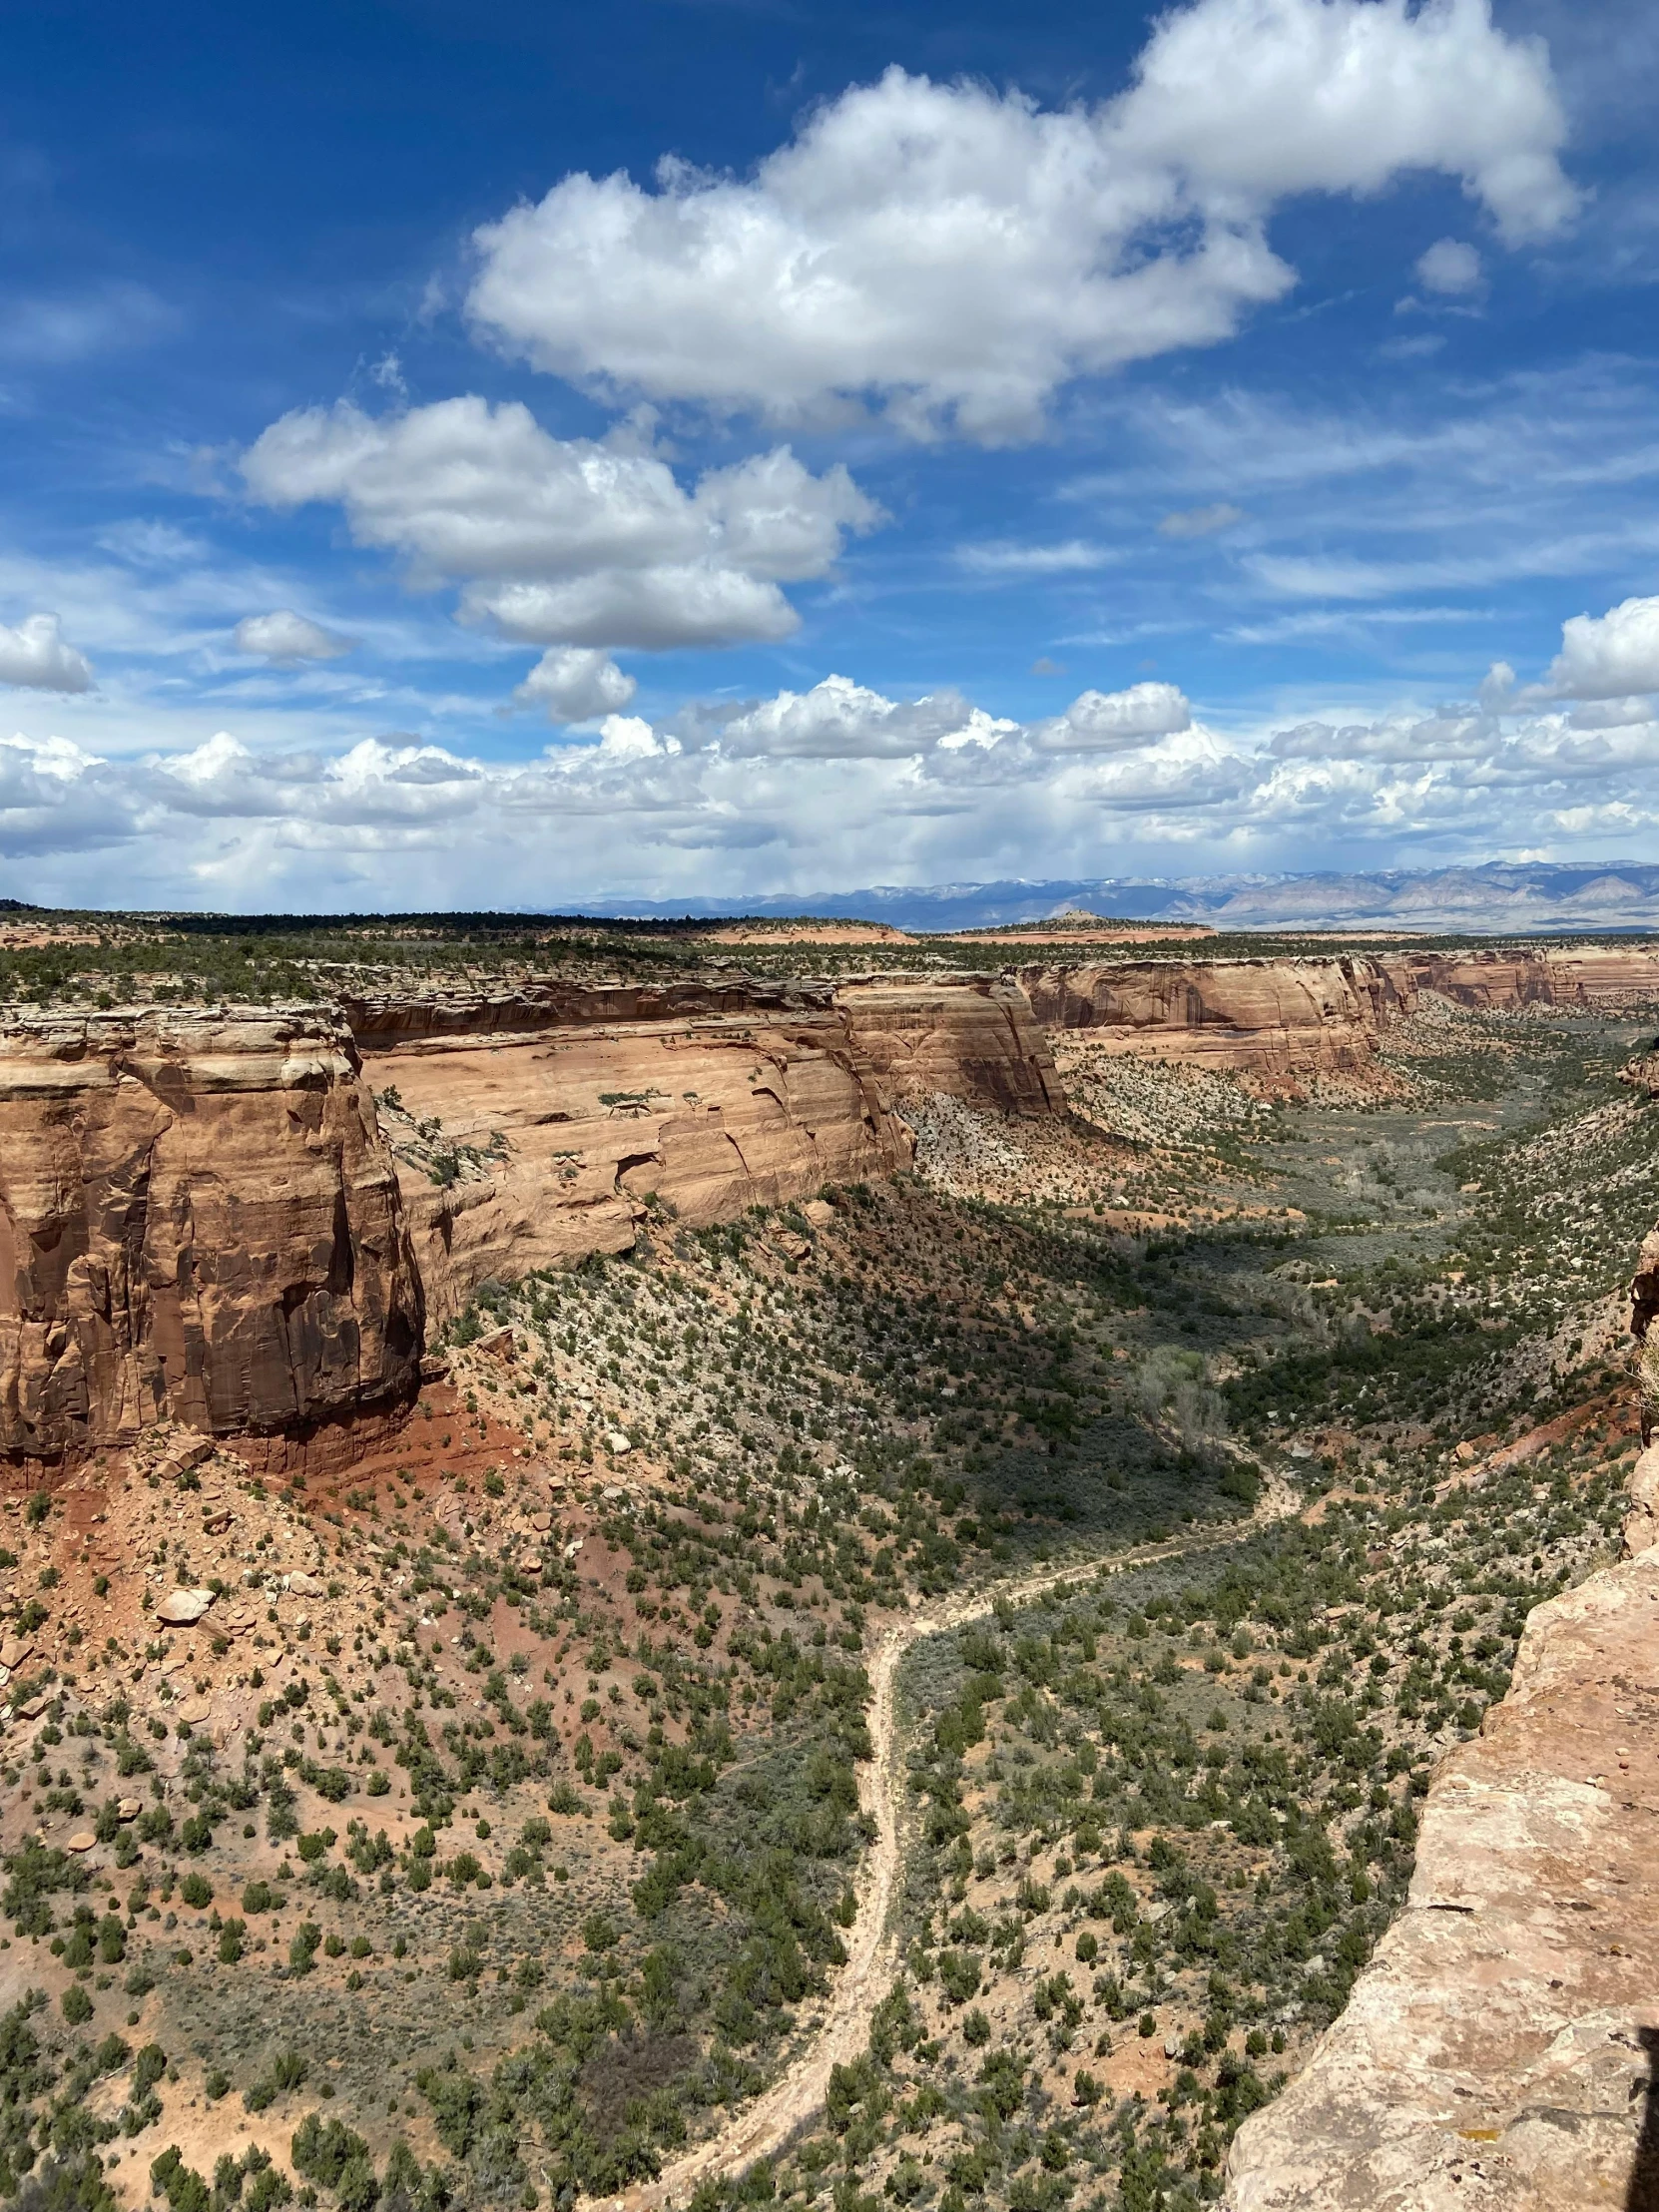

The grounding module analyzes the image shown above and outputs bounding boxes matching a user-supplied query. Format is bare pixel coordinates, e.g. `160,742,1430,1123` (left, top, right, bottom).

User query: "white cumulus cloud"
233,609,355,663
1029,683,1193,751
241,398,879,652
0,613,94,694
719,674,1016,760
1542,593,1659,700
467,0,1575,441
512,647,637,722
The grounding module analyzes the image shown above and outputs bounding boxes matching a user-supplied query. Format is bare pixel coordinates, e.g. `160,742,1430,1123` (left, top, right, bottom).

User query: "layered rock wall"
834,977,1063,1116
1392,943,1659,1010
0,974,1065,1455
0,1009,422,1469
370,1006,910,1324
1018,956,1410,1086
360,974,1059,1321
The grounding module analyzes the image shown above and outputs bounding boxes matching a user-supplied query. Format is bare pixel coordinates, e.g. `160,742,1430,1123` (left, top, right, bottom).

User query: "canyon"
0,912,1656,2212
6,944,1657,1465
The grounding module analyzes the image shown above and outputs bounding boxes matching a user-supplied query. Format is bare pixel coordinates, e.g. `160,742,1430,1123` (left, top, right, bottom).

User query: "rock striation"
0,1007,422,1469
835,976,1063,1117
356,973,1059,1322
0,974,1064,1461
370,1002,909,1323
1224,1242,1659,2211
1019,956,1410,1089
1394,942,1659,1011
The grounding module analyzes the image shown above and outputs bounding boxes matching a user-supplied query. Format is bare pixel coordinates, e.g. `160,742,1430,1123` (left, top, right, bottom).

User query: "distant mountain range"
581,861,1659,935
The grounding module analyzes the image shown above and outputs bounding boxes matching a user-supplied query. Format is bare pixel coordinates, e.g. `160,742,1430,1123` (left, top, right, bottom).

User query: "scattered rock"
159,1437,214,1479
803,1199,834,1229
155,1587,216,1626
284,1571,326,1598
0,1637,35,1671
116,1798,142,1822
475,1327,515,1358
605,1431,632,1455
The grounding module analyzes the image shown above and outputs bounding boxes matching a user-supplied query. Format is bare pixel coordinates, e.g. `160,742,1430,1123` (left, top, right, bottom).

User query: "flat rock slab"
155,1587,216,1625
65,1832,96,1853
1226,1447,1659,2212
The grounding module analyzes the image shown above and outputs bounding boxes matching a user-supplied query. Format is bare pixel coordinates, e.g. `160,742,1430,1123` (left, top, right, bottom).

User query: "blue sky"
3,0,1659,909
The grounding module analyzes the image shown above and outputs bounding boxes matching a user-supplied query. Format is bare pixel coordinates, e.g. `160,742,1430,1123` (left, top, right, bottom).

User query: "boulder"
159,1437,214,1478
155,1587,215,1626
65,1832,96,1854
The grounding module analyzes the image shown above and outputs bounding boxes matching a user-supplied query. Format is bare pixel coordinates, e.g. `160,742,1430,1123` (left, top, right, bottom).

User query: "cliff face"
0,1009,422,1468
1224,1234,1659,2212
1393,943,1659,1009
1018,956,1410,1087
835,977,1063,1116
0,975,1066,1455
360,974,1059,1322
367,1003,910,1324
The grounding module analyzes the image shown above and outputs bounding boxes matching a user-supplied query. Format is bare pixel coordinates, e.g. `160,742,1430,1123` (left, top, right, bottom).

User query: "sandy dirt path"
615,1471,1297,2211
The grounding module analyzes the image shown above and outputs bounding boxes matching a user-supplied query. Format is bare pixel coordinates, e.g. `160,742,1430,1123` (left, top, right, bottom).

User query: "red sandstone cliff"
354,974,1058,1323
1018,955,1410,1086
0,1009,422,1467
1392,943,1659,1009
0,974,1064,1455
835,976,1062,1116
367,1002,911,1323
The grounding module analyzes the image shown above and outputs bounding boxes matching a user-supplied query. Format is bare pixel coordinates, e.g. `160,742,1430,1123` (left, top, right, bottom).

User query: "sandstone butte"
1224,1222,1659,2210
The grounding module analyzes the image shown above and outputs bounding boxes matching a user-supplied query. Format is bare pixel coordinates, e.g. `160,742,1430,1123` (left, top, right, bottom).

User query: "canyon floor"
1,916,1656,2212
